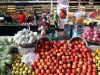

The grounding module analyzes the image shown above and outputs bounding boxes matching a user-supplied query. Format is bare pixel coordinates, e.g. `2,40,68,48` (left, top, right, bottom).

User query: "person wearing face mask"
74,5,85,25
53,10,59,29
72,5,85,37
38,17,51,36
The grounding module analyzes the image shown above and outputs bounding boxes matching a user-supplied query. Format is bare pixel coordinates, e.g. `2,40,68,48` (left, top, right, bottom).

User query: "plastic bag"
59,0,69,9
41,29,46,36
21,51,39,66
89,45,100,51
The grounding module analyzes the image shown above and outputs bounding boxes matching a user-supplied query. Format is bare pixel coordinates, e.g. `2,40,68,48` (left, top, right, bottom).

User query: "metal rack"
0,0,99,4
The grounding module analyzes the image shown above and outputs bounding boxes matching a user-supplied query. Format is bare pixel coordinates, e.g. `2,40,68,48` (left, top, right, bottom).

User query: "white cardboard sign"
57,0,69,29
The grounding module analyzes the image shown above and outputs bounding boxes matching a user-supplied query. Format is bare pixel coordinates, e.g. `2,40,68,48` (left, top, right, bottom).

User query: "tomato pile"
32,39,97,75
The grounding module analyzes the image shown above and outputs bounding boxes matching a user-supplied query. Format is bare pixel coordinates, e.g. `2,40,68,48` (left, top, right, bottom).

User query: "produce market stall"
0,10,100,75
0,26,100,75
0,0,100,75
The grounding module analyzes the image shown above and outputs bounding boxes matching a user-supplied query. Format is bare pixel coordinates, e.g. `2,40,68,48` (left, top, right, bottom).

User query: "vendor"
37,17,50,36
52,10,59,29
17,10,26,24
74,5,85,25
4,12,13,23
0,12,4,23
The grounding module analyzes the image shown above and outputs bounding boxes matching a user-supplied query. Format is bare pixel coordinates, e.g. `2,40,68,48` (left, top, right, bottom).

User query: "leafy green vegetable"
3,46,13,53
0,46,13,75
0,38,14,75
0,38,11,45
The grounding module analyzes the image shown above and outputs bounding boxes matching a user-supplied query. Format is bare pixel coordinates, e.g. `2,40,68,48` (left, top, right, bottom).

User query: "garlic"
13,28,37,46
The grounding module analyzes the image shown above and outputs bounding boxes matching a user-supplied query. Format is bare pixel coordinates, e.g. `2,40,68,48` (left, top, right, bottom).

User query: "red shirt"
17,14,26,24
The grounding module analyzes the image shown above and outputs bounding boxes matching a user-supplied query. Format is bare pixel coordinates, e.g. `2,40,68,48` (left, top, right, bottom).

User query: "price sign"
57,0,69,29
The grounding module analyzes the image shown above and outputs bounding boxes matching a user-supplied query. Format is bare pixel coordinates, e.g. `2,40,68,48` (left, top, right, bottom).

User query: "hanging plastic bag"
21,51,39,66
41,29,46,36
59,0,69,9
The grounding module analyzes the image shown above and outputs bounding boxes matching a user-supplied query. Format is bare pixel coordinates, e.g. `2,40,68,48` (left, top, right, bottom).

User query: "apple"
79,61,83,65
57,53,61,57
67,69,71,73
59,65,63,70
54,60,58,63
87,72,92,75
52,56,55,60
59,61,63,65
92,71,97,75
59,48,62,52
62,55,66,60
65,73,70,75
41,69,45,74
51,69,55,74
83,65,87,70
67,63,71,68
39,65,44,69
60,51,65,55
72,69,76,74
48,59,52,63
76,68,81,73
57,69,61,74
46,69,50,74
63,64,67,69
35,69,41,74
82,69,86,74
62,69,66,73
88,68,92,74
81,73,85,75
78,64,82,68
72,64,77,69
54,66,57,70
49,65,53,70
92,64,96,68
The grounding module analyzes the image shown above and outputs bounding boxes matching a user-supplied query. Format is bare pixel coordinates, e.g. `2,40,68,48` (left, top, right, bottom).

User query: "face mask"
43,19,46,22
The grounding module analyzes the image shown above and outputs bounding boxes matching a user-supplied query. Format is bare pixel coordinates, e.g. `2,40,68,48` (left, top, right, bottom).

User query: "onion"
83,27,100,43
90,32,94,36
94,34,98,38
94,27,98,31
97,38,100,42
92,38,97,42
87,36,92,41
82,33,87,39
86,33,90,35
